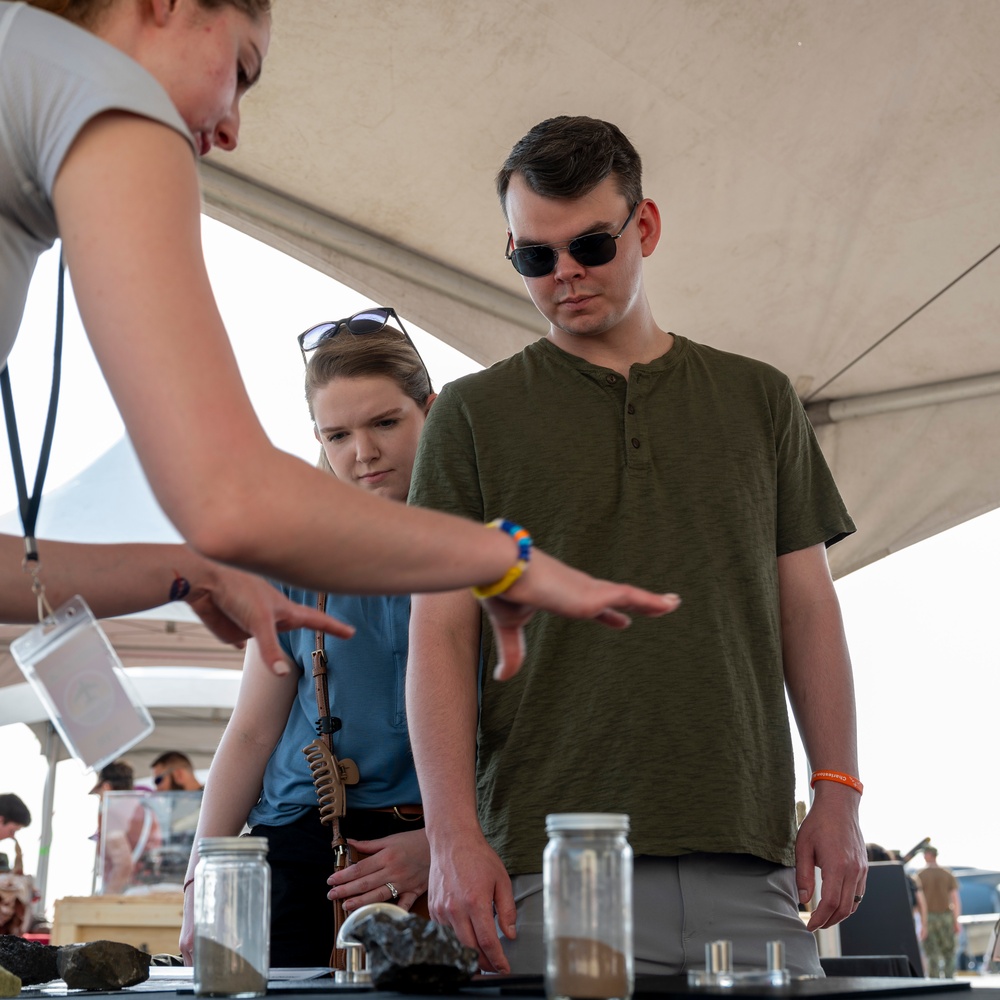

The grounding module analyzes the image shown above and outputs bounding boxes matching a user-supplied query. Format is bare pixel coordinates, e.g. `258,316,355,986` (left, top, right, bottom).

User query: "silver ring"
385,881,399,901
853,894,864,903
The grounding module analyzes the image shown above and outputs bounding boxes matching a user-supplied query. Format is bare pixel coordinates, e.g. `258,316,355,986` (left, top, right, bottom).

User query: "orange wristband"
811,769,863,795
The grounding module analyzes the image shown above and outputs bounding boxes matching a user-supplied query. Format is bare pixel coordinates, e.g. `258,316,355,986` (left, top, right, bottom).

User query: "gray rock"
351,910,478,993
0,937,58,986
56,940,151,990
0,964,22,998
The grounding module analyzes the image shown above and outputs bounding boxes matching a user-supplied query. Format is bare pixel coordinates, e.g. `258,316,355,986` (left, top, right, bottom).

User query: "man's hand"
184,561,355,674
427,832,516,973
795,782,867,930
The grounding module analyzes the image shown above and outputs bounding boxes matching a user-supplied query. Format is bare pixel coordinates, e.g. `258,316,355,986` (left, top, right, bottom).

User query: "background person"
150,751,204,857
151,752,204,792
407,115,865,975
90,759,162,894
0,793,30,844
0,0,679,684
866,842,928,966
916,846,961,977
180,319,437,966
0,804,34,937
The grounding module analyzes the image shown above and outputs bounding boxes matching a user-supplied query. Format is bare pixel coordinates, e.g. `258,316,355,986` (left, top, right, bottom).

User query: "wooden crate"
52,893,184,955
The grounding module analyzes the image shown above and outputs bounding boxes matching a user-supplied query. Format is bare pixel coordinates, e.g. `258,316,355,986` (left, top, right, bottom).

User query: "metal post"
33,722,60,921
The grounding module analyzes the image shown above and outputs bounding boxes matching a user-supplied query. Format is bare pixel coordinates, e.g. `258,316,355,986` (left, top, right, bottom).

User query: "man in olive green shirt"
406,116,867,975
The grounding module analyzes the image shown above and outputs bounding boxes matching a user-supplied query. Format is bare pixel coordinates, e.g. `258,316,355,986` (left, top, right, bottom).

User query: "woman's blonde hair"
304,327,433,474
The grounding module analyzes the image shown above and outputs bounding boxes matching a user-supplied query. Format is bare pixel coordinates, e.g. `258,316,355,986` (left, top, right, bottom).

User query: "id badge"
10,595,154,771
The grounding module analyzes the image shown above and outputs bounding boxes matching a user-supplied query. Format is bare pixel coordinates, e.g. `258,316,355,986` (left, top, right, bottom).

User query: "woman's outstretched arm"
52,113,679,677
0,534,354,672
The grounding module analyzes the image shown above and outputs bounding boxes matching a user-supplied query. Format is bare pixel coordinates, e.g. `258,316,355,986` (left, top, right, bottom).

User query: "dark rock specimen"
0,936,150,990
0,936,58,986
57,941,151,990
351,910,478,993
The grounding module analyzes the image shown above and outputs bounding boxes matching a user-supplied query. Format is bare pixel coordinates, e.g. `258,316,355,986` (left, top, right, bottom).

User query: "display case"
96,790,202,895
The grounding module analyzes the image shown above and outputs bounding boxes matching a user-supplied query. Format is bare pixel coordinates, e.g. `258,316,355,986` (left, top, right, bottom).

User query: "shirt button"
605,374,617,385
627,404,635,415
631,438,641,449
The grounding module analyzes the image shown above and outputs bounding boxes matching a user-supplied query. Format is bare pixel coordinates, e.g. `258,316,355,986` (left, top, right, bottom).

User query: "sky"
1,218,999,916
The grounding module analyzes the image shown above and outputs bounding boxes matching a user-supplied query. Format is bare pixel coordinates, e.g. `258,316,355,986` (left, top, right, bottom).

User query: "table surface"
17,973,1000,1000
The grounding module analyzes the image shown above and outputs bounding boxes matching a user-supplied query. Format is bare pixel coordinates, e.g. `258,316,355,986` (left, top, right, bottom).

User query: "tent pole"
33,721,59,922
807,371,1000,426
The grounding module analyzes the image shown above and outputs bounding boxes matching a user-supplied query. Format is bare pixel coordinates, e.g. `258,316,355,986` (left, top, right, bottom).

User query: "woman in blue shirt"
180,314,436,966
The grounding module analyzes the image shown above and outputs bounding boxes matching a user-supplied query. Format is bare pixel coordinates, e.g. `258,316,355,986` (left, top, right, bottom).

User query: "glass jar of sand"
544,814,633,1000
193,836,270,998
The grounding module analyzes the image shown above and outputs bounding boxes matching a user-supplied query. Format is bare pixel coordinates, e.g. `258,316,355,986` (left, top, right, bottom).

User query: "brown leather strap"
311,593,335,742
310,592,355,970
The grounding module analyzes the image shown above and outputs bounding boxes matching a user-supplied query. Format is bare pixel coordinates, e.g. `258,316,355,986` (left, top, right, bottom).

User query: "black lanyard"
1,252,65,578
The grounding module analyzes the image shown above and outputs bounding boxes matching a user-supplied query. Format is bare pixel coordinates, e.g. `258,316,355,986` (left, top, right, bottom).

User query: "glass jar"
193,836,270,998
544,813,633,1000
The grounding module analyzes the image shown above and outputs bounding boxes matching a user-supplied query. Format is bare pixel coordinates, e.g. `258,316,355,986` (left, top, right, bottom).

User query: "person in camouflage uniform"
916,847,961,976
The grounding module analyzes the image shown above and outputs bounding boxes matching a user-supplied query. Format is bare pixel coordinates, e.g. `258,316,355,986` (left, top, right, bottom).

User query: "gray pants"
500,853,823,976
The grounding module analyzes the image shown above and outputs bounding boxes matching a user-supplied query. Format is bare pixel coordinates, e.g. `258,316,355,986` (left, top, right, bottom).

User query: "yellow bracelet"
471,519,533,600
810,769,863,795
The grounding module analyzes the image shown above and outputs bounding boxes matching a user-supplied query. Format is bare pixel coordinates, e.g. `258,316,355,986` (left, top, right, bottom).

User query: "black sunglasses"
505,203,639,278
298,306,432,389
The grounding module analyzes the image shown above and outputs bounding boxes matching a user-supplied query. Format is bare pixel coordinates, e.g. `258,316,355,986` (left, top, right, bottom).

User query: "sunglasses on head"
297,306,432,388
505,202,639,278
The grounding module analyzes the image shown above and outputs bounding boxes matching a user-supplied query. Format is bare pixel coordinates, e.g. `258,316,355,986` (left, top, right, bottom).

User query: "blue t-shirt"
247,589,419,827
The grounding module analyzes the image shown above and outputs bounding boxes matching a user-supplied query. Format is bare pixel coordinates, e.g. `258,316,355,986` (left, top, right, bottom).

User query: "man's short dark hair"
495,116,643,218
0,793,31,827
150,751,194,770
92,759,134,792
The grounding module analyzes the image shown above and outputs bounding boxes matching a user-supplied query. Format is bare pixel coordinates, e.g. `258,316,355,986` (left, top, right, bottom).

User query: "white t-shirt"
0,2,194,365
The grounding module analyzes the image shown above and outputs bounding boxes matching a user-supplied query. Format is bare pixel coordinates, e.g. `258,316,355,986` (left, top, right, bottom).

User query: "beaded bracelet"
470,520,533,600
810,769,863,795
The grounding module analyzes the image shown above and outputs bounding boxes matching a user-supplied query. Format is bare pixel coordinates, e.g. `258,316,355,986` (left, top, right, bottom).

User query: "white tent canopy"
200,0,1000,577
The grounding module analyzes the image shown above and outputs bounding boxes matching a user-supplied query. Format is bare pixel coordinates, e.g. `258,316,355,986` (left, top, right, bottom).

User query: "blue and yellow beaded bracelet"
470,519,533,600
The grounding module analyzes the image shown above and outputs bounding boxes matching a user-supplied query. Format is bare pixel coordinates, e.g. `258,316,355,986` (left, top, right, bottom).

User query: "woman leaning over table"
0,0,680,674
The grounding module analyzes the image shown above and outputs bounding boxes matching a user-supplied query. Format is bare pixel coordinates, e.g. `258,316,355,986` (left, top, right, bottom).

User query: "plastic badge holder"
10,595,154,771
